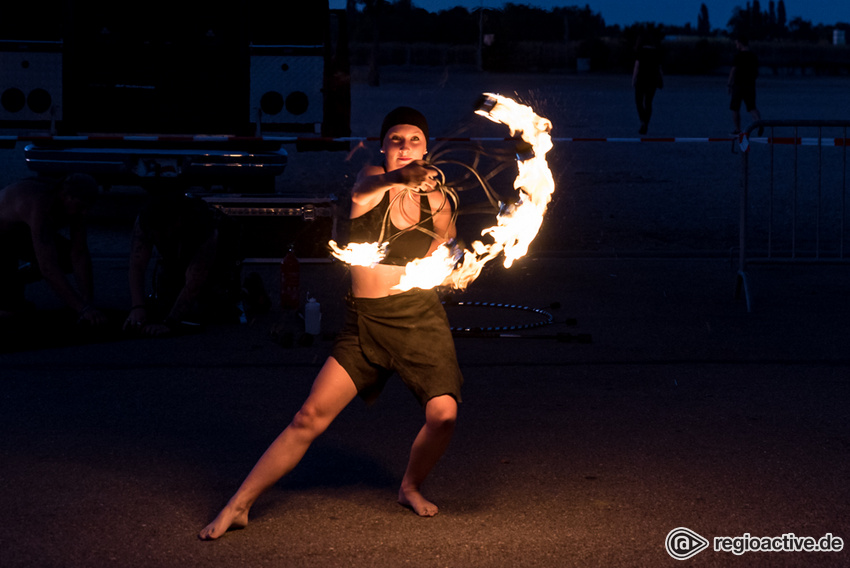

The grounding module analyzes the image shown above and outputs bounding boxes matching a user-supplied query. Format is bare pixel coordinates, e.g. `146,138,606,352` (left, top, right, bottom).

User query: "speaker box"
0,49,62,122
250,50,324,130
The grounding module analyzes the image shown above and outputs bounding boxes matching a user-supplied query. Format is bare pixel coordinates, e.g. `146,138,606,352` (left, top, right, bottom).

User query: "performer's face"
382,124,427,171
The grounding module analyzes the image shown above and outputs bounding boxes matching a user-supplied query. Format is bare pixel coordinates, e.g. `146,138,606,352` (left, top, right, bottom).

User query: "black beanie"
379,106,429,143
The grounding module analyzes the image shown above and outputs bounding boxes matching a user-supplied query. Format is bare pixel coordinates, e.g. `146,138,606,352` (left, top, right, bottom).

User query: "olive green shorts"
331,288,463,406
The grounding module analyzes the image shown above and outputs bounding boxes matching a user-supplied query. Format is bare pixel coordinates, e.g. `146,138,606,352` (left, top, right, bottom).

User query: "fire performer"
199,107,463,540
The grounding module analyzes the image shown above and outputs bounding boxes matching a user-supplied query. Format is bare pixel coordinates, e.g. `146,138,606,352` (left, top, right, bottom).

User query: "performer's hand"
395,161,438,193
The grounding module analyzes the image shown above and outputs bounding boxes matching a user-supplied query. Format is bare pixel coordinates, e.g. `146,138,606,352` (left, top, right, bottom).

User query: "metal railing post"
737,132,752,311
737,119,850,312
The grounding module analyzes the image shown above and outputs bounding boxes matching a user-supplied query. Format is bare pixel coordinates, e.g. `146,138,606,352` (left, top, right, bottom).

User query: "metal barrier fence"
736,119,850,312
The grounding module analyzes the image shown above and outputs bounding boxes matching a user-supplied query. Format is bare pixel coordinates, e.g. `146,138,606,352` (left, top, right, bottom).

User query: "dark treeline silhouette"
345,1,850,74
348,1,606,44
348,1,847,43
724,0,834,41
728,0,788,40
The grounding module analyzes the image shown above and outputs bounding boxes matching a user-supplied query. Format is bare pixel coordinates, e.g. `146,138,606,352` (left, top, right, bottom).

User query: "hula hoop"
443,300,554,333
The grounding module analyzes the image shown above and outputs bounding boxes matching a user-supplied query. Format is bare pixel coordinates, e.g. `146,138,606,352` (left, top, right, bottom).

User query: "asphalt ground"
2,254,849,567
2,69,850,567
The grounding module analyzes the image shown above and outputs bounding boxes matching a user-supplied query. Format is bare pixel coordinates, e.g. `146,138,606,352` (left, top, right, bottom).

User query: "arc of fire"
329,93,555,291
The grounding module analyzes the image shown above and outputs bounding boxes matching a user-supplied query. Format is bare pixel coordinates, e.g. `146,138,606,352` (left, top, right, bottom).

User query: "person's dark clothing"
332,288,463,406
634,46,663,131
730,50,759,112
348,192,434,266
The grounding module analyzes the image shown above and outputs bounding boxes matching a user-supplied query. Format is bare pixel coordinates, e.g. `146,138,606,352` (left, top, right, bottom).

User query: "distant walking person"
728,36,762,135
632,35,664,135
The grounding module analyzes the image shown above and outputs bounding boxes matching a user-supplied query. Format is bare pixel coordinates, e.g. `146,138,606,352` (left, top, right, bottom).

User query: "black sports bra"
348,192,434,266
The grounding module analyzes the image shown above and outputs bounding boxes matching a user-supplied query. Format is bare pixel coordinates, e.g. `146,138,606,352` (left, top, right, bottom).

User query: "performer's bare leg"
199,357,357,540
398,394,457,517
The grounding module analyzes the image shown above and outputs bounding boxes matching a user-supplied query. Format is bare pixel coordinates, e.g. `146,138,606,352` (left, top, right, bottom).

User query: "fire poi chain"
329,93,555,291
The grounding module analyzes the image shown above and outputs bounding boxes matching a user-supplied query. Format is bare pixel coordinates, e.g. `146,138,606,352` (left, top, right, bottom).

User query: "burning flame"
328,240,387,267
330,93,555,290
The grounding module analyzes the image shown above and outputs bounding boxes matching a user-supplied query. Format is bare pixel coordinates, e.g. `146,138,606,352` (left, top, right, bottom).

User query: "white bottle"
304,296,321,335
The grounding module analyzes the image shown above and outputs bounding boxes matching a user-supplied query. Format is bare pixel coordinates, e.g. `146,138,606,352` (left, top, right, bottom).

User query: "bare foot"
198,505,249,540
398,487,439,517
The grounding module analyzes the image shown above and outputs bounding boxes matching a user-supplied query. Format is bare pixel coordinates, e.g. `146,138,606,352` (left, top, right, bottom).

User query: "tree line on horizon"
345,0,848,45
343,0,849,75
